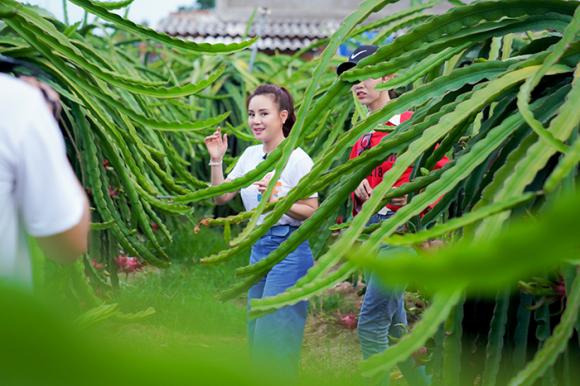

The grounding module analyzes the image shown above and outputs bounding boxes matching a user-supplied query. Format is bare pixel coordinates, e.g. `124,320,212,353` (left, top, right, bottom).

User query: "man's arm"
17,78,90,264
36,193,90,264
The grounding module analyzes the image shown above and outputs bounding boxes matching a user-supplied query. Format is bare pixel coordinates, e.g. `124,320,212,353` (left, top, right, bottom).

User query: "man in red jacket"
338,45,448,385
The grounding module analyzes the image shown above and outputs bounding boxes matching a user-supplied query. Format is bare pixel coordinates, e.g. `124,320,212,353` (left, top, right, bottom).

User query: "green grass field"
96,223,375,385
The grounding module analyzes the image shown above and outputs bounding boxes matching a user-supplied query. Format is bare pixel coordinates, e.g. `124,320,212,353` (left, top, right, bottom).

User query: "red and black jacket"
349,111,449,216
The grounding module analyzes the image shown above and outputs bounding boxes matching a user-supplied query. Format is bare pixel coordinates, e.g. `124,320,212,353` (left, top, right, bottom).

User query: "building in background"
158,0,461,55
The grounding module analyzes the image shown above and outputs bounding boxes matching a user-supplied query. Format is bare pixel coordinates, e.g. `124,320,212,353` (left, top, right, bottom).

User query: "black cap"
336,45,378,76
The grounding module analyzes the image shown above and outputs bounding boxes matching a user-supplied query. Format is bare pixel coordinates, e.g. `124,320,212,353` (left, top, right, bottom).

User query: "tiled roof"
182,35,315,51
157,0,476,53
157,12,340,52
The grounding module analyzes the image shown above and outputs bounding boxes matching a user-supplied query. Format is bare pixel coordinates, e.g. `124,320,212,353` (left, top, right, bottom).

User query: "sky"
20,0,197,27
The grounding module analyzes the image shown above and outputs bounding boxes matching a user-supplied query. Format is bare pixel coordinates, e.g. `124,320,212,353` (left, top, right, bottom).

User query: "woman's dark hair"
247,84,296,137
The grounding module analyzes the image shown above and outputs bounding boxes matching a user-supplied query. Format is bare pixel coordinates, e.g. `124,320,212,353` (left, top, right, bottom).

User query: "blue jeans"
359,214,429,386
247,225,314,378
358,249,408,360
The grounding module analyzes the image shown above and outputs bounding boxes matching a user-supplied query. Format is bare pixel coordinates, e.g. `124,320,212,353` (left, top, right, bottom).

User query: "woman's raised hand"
204,127,228,161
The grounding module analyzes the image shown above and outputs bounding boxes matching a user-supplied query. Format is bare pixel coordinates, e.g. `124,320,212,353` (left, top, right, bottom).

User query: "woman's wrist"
208,159,223,166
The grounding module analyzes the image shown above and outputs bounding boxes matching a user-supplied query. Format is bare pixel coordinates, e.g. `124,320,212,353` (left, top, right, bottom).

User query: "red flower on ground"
115,255,143,274
339,312,358,330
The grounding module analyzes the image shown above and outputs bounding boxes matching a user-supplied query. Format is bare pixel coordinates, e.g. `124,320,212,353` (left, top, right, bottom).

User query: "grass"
107,223,248,347
80,222,416,385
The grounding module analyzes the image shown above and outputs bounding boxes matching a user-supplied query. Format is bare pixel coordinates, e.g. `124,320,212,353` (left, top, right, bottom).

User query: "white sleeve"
289,152,318,199
15,89,85,237
227,149,247,180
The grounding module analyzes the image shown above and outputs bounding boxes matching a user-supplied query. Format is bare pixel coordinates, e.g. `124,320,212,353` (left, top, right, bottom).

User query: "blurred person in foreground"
0,71,90,287
337,45,449,385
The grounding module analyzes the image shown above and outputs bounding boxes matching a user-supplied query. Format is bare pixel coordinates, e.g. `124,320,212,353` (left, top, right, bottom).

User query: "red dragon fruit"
115,255,143,274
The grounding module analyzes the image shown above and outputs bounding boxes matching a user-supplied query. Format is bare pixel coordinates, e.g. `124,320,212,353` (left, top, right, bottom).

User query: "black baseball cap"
336,45,378,76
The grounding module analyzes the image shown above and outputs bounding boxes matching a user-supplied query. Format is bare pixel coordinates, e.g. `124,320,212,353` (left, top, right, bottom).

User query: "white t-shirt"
0,74,85,285
227,145,317,226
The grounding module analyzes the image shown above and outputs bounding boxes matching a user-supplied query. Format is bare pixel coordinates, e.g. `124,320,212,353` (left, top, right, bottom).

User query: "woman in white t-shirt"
204,84,317,376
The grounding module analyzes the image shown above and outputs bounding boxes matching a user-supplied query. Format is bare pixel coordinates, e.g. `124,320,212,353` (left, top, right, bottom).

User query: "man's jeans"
247,225,314,378
358,213,429,386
